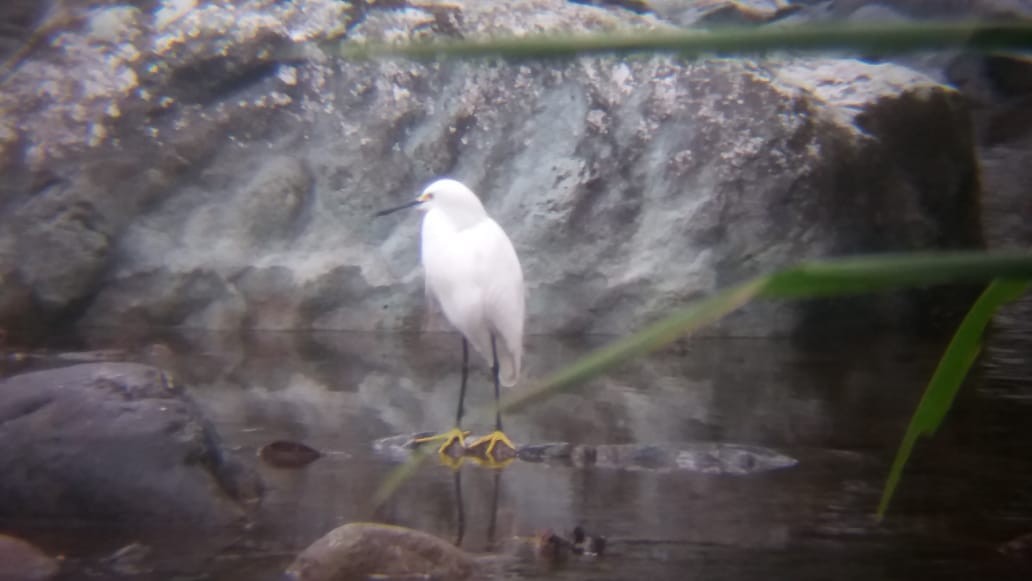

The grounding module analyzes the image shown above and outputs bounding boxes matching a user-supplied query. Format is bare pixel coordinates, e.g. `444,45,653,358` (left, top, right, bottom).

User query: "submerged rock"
520,441,798,473
285,522,477,581
999,531,1032,560
0,362,262,525
259,440,324,469
375,433,796,474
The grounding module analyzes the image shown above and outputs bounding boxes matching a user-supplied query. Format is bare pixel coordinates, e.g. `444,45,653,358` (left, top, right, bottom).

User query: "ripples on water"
3,325,1032,580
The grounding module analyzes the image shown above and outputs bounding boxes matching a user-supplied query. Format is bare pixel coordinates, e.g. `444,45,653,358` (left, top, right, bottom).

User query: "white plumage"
375,178,525,456
418,179,524,386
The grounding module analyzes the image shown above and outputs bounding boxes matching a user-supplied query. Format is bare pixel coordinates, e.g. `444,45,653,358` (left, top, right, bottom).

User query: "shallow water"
4,322,1032,580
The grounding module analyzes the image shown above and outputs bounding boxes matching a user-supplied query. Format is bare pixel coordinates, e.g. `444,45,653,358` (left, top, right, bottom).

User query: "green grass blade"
331,21,1032,60
876,279,1030,519
497,278,766,416
370,445,433,510
762,252,1032,297
479,252,1032,428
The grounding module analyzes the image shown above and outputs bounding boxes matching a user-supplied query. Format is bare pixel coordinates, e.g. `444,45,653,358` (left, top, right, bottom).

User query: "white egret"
375,179,525,459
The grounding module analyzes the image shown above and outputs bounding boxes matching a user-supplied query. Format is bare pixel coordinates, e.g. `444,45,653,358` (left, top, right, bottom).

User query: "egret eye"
426,193,435,200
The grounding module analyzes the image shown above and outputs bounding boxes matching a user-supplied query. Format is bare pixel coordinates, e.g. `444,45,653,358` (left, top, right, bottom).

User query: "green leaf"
498,278,766,416
876,278,1030,519
370,445,433,510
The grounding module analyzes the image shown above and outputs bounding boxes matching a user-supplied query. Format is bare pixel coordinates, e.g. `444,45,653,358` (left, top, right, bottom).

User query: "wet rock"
0,534,59,581
0,0,347,340
236,157,314,244
570,442,797,473
79,268,245,329
0,0,987,340
285,522,477,581
571,525,606,556
99,542,152,576
517,441,575,463
0,362,262,525
649,0,800,27
259,440,323,469
373,432,517,465
999,531,1032,559
378,434,796,474
571,0,652,16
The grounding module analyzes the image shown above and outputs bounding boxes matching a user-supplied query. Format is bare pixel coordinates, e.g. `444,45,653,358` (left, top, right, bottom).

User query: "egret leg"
411,338,471,456
492,335,502,432
469,335,516,462
457,337,469,426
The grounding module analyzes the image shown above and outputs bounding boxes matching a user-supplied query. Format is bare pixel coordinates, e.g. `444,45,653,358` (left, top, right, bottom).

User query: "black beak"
374,199,422,217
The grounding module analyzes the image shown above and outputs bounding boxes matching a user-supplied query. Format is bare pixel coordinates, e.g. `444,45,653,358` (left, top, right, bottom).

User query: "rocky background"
0,0,1029,342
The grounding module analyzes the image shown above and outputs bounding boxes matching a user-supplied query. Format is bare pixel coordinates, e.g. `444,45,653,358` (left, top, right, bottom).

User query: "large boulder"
0,362,261,525
0,0,985,339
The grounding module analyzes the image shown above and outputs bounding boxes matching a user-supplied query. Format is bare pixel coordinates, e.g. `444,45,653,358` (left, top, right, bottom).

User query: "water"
4,326,1032,580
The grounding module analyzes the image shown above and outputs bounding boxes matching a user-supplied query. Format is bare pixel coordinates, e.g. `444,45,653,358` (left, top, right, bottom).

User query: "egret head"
375,179,487,227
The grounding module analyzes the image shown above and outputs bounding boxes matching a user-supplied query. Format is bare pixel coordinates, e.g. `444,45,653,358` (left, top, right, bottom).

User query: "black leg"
456,337,469,426
491,334,502,431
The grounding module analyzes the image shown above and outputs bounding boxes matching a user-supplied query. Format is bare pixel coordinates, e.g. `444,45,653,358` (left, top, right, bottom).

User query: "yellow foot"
467,430,517,463
410,427,470,457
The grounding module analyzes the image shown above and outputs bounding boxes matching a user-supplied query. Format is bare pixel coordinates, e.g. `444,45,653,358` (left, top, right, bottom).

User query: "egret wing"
476,219,525,387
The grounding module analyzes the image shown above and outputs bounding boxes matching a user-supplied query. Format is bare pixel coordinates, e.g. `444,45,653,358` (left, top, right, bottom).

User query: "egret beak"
374,199,422,217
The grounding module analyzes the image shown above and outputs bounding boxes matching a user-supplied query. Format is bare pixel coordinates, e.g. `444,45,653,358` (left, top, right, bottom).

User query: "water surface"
5,325,1032,580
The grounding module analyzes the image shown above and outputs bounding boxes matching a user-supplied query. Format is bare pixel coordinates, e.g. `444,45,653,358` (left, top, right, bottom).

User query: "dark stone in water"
518,441,797,474
999,531,1032,559
375,434,796,474
0,362,262,526
517,442,573,462
259,440,323,469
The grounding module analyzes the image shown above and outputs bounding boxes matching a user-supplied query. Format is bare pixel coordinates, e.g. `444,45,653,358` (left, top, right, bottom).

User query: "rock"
772,0,1032,23
648,0,800,27
285,522,477,581
0,0,348,340
0,534,59,581
258,440,323,468
945,52,1032,249
999,531,1032,559
0,0,987,340
0,362,262,525
570,0,652,16
375,434,797,474
521,441,798,473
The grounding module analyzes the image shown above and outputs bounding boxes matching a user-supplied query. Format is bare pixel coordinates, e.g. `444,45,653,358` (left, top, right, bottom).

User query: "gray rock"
648,0,800,27
0,534,58,581
0,362,261,525
0,0,346,338
376,433,797,473
286,522,477,581
827,0,1032,20
0,0,986,340
523,441,798,473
